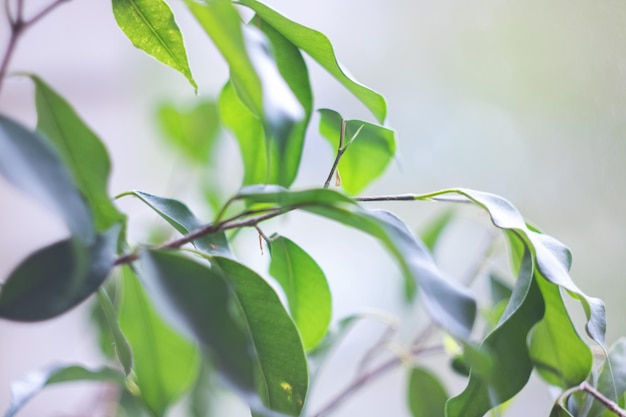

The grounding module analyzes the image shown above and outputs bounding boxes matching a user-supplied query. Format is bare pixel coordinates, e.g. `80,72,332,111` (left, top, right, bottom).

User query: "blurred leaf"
446,250,545,417
0,114,94,243
112,0,196,91
268,235,331,351
0,226,118,321
122,190,232,257
234,184,355,208
583,338,626,417
551,403,575,417
139,250,308,416
419,209,455,252
407,367,448,417
489,272,513,306
157,100,220,163
237,0,387,123
4,364,125,417
530,277,592,388
318,109,395,194
32,76,125,232
96,288,133,376
119,266,198,416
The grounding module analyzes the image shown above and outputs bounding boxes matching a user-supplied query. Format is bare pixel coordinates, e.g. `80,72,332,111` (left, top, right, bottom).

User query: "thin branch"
580,381,626,417
23,0,68,28
324,119,347,188
356,193,472,203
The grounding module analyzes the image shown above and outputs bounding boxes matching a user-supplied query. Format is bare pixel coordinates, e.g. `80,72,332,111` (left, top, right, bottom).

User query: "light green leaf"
407,367,448,417
157,100,220,164
96,288,133,376
139,250,308,416
268,235,331,351
112,0,197,91
31,76,125,232
234,184,355,208
0,115,94,242
318,109,396,194
419,209,455,252
119,266,199,416
529,277,592,388
121,190,232,257
4,364,125,417
237,0,387,123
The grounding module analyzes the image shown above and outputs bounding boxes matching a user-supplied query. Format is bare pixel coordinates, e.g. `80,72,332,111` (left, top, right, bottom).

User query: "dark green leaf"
489,273,513,306
4,364,125,417
419,209,455,252
0,226,118,321
112,0,197,91
122,190,232,257
446,250,545,417
96,288,133,375
318,109,396,194
157,100,220,163
529,277,592,388
32,76,125,232
407,367,448,417
119,266,198,416
268,235,331,351
237,0,387,123
139,250,308,416
234,184,355,208
584,338,626,417
0,115,94,242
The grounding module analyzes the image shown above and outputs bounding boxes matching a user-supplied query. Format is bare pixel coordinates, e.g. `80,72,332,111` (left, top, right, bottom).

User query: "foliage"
0,1,623,416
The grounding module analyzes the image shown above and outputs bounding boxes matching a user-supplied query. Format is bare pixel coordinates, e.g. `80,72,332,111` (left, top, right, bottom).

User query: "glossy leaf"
4,364,125,417
122,190,232,257
96,288,133,375
139,250,308,416
237,0,387,123
583,338,626,417
118,266,199,416
446,250,545,417
112,0,197,91
419,209,455,252
318,109,396,194
407,367,448,417
268,235,331,351
529,277,592,388
0,115,93,243
0,226,118,321
32,76,125,232
157,100,220,163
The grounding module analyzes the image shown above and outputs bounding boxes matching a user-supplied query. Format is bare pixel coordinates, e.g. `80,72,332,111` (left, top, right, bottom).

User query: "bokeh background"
1,0,626,415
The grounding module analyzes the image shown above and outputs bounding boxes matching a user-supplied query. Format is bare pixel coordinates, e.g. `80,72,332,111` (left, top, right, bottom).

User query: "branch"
324,119,347,188
580,381,626,417
356,193,472,203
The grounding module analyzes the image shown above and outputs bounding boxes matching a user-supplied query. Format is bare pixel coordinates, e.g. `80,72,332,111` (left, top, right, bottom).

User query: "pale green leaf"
407,367,448,417
96,288,133,376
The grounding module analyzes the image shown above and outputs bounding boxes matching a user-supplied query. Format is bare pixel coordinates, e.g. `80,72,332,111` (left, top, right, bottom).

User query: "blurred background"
1,0,626,415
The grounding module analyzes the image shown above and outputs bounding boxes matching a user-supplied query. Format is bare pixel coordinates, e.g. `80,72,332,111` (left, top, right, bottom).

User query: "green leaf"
139,250,308,416
96,288,133,376
488,273,513,306
0,226,119,321
112,0,197,91
157,100,220,163
407,367,448,417
446,250,545,417
4,364,125,417
118,266,199,416
584,338,626,417
0,114,94,243
268,235,331,351
234,184,356,208
529,277,592,388
122,190,232,257
318,109,396,194
237,0,387,123
31,76,125,233
419,209,455,252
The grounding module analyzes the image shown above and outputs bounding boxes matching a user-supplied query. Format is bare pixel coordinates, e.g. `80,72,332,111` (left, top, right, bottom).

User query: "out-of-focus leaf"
112,0,196,91
31,76,124,232
4,364,125,417
489,272,513,306
237,0,387,123
446,250,545,417
530,277,592,388
407,367,448,417
583,338,626,417
234,184,355,208
0,115,93,243
318,109,395,194
0,226,118,321
419,209,455,252
551,403,576,417
96,288,133,376
157,100,220,163
139,250,308,416
122,190,232,257
119,266,198,416
268,235,331,351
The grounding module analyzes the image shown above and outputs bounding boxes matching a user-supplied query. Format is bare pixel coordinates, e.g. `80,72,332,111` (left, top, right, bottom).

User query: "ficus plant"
0,1,625,417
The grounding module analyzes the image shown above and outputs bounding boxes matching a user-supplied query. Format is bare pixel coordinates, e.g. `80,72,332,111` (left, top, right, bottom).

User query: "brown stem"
324,119,347,188
580,381,626,417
